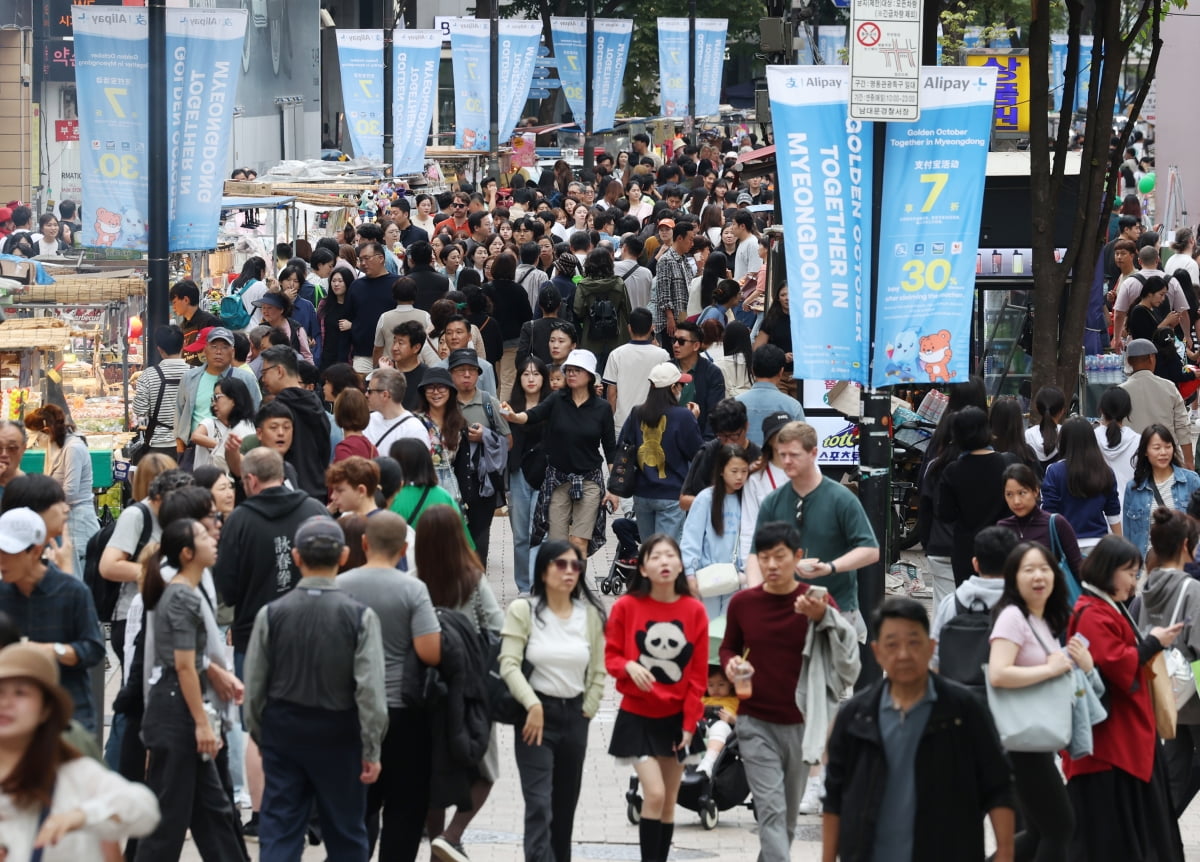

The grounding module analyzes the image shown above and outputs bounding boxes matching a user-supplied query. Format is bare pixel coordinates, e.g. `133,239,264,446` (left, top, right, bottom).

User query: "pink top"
989,604,1057,667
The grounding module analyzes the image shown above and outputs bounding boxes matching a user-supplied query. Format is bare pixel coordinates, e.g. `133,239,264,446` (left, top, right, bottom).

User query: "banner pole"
583,0,594,174
489,3,500,176
384,2,394,171
146,0,168,356
687,0,696,140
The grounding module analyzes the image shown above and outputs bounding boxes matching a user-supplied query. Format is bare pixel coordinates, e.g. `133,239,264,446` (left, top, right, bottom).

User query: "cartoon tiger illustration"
919,330,956,384
93,208,121,247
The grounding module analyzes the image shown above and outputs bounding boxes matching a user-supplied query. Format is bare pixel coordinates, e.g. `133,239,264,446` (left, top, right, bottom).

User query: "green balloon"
1138,172,1156,193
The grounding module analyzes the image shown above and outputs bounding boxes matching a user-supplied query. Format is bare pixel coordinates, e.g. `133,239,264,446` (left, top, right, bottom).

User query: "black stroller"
600,515,640,595
624,725,754,830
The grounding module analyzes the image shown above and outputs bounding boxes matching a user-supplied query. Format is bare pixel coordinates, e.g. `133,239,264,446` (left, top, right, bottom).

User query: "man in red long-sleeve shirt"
720,520,831,862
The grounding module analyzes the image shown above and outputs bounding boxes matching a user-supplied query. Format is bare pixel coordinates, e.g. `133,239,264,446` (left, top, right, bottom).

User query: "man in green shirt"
747,421,880,626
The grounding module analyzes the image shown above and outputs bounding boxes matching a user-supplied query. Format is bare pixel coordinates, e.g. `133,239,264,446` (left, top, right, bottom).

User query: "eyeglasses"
367,388,387,394
552,558,583,573
204,511,224,526
358,253,381,262
673,337,696,346
0,445,21,455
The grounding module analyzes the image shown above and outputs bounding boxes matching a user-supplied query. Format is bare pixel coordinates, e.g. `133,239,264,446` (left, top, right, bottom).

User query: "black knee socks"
639,817,662,861
659,821,674,860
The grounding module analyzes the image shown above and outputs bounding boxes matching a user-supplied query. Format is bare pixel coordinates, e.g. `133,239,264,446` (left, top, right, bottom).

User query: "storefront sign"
871,67,995,387
54,119,79,142
808,416,860,466
766,65,874,385
964,52,1029,133
657,18,728,118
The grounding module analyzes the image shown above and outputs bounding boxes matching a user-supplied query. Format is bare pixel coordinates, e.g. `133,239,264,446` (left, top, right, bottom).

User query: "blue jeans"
635,496,686,543
509,469,539,593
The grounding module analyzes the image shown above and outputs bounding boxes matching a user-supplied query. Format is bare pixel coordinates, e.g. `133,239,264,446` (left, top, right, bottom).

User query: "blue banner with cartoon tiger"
871,67,996,388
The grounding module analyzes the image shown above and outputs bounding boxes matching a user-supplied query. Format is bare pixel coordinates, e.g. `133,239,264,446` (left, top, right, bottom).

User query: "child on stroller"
697,666,738,778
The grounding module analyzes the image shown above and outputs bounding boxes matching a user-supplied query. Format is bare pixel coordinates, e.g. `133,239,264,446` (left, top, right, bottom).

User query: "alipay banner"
872,67,996,388
392,30,440,175
449,18,491,150
497,21,542,145
73,5,149,250
766,66,873,384
336,30,384,162
552,17,631,132
166,10,248,251
658,19,728,118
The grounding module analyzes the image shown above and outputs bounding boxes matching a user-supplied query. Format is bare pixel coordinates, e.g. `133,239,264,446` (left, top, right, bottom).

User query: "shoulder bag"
984,615,1075,752
1047,514,1081,605
1163,579,1198,711
695,529,742,598
476,591,529,725
607,415,639,497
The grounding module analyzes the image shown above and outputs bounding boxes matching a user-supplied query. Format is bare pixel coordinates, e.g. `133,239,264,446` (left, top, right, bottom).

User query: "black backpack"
588,294,620,341
83,502,152,623
937,594,993,700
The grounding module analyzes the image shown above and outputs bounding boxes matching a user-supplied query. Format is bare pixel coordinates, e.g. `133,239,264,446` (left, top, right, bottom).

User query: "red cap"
0,208,13,223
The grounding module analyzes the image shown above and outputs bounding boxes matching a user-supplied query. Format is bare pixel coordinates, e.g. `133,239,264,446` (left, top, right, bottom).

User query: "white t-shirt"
1025,424,1060,463
733,235,762,280
525,601,590,698
602,341,670,430
365,410,430,452
194,417,254,472
1164,252,1200,293
738,462,789,554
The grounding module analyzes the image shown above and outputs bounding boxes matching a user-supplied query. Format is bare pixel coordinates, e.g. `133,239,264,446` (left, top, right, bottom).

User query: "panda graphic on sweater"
636,620,693,684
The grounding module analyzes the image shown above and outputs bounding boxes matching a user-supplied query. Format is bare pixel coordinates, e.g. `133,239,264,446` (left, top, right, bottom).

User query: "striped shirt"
131,358,189,447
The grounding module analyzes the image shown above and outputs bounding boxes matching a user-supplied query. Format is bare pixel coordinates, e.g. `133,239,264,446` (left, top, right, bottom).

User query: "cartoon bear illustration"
119,206,147,248
919,329,956,384
635,620,693,684
885,328,921,382
93,208,121,247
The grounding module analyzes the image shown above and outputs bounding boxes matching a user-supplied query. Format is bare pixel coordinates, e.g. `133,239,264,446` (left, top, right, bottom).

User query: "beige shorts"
548,480,602,541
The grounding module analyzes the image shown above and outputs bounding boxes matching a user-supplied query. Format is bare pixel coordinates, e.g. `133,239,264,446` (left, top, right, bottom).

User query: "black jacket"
426,609,492,810
410,265,450,311
274,386,332,500
677,354,727,441
214,485,330,651
824,674,1014,862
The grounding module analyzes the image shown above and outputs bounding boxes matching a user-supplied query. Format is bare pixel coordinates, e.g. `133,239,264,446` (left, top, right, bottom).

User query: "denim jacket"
1122,465,1200,556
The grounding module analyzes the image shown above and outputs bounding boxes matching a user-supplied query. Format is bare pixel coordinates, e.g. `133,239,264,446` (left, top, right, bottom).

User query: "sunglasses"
673,337,696,346
552,558,583,573
452,202,466,208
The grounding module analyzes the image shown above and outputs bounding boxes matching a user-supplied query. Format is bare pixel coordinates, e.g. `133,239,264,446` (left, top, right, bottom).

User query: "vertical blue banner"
392,30,440,176
658,18,728,118
1050,36,1068,106
657,19,689,117
497,21,542,145
166,10,248,251
336,30,383,162
552,17,631,132
1076,35,1094,112
766,66,873,385
72,5,149,250
449,18,491,150
872,67,997,388
592,20,631,132
694,19,728,117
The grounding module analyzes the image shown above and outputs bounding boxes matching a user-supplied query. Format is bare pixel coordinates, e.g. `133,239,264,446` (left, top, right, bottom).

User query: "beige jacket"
499,597,607,718
1120,369,1190,444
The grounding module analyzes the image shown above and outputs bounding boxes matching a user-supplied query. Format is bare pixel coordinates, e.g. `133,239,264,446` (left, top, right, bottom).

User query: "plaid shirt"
0,563,104,729
654,247,691,332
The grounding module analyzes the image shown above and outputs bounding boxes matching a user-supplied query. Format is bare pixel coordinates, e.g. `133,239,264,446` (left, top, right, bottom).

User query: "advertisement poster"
335,30,383,162
657,18,728,118
449,18,491,150
72,5,148,250
871,67,996,388
766,65,874,385
165,10,248,251
497,21,542,145
392,30,440,176
551,17,632,132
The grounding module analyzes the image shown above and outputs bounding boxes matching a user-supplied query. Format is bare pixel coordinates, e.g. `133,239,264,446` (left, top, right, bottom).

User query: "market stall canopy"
734,144,776,179
221,195,297,209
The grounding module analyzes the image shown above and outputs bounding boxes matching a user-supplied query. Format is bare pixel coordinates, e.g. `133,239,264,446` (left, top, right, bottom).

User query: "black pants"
366,707,432,861
1163,722,1200,816
513,693,589,862
1010,750,1073,862
464,491,496,568
134,681,245,861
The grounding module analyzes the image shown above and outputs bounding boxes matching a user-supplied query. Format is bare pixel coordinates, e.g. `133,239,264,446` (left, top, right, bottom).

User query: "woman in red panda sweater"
605,532,709,862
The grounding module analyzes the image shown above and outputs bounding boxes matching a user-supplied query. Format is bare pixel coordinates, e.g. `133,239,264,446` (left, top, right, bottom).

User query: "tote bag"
984,616,1075,752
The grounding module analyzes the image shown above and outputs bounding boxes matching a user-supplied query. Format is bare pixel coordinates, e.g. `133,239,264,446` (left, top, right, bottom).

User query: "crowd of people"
3,131,1200,862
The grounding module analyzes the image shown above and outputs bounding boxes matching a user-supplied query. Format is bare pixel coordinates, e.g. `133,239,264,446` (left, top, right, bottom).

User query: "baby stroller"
600,515,640,595
624,725,754,830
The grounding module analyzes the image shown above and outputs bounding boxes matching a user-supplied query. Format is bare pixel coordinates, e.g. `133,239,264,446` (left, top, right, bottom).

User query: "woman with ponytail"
1095,387,1140,508
1025,386,1066,467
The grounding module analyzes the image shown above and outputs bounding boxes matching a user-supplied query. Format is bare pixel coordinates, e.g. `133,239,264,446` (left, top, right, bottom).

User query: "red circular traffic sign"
856,22,881,46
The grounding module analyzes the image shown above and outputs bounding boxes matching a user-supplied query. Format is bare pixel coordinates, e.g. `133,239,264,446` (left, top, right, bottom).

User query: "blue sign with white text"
393,31,441,175
450,18,491,150
552,17,631,132
336,30,384,162
872,67,996,388
767,66,874,384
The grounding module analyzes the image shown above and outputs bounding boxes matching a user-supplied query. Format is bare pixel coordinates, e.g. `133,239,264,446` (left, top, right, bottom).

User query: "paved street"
135,513,1200,861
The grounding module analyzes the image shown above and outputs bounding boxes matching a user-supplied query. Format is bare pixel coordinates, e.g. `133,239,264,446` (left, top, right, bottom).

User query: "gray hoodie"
1138,566,1200,724
930,575,1006,671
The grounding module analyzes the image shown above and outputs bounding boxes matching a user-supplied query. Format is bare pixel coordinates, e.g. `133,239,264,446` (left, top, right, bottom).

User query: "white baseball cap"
0,508,46,553
647,362,692,389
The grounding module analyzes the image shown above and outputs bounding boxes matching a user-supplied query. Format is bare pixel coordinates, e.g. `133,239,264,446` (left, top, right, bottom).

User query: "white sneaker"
798,776,823,814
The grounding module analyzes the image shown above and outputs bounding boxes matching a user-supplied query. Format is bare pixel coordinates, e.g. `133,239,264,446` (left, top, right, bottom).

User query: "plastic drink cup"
733,662,754,700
